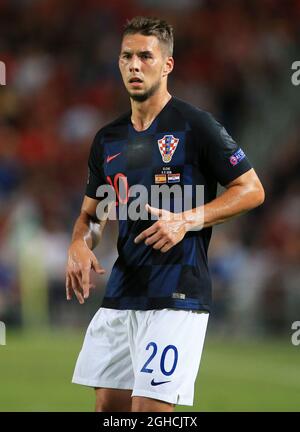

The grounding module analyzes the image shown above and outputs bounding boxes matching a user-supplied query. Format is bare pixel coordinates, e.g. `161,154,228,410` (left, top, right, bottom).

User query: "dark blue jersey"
85,96,252,312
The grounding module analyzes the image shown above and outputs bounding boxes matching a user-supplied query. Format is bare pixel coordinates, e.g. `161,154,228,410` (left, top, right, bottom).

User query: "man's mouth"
129,77,143,83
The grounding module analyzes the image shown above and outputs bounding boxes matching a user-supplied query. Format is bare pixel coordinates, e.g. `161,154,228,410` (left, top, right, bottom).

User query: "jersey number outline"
106,173,128,206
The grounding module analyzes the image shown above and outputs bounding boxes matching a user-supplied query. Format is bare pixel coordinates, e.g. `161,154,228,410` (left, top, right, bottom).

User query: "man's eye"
122,54,131,59
141,54,151,59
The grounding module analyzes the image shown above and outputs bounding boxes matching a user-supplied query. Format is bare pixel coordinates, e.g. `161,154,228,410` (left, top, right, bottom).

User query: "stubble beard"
128,79,161,102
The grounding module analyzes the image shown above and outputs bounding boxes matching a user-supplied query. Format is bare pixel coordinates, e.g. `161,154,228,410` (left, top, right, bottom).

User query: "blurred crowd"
0,0,299,335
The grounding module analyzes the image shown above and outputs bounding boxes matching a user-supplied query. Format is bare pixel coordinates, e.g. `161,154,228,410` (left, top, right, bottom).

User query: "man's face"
119,33,173,102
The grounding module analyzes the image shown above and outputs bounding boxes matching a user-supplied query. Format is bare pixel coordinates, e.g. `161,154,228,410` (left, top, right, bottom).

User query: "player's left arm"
134,168,264,253
185,167,265,229
135,111,265,253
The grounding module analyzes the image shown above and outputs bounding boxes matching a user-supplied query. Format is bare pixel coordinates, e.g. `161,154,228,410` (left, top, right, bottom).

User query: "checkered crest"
157,135,179,163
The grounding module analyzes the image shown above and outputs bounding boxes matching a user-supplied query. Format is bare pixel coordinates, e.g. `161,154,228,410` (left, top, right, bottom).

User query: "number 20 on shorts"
140,342,178,376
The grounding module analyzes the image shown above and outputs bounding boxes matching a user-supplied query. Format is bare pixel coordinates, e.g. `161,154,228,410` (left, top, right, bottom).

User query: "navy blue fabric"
85,96,252,312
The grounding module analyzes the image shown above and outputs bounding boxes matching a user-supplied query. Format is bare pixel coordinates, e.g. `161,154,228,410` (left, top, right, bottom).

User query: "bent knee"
95,402,116,412
132,396,175,412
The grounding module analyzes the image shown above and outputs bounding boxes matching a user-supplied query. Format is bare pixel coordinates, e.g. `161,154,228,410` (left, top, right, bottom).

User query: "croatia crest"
157,135,179,163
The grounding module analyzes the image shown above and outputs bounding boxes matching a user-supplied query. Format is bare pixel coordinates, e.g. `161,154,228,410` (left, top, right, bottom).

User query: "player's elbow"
256,184,265,206
247,180,265,209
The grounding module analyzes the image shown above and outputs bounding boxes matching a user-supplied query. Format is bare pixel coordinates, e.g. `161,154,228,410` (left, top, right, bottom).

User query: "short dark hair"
123,16,174,56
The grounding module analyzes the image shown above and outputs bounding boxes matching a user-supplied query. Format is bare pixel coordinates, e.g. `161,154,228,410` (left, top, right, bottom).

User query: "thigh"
95,388,132,412
72,308,134,390
131,309,209,407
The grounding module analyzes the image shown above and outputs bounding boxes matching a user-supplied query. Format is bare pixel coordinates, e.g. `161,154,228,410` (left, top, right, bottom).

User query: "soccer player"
66,16,265,412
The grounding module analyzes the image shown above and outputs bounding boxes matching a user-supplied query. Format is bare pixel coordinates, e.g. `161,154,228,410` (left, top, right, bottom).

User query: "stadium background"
0,0,300,411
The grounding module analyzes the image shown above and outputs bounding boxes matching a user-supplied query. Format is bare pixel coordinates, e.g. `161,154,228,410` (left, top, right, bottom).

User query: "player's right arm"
66,196,109,304
66,128,109,303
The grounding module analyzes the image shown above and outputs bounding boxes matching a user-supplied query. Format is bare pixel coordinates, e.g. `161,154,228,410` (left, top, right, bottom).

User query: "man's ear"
162,57,174,77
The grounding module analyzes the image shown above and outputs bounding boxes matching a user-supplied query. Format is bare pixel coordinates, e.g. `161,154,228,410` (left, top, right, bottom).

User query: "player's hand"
134,204,187,253
65,240,105,304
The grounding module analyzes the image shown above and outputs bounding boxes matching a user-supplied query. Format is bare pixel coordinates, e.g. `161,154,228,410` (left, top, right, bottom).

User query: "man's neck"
130,90,172,132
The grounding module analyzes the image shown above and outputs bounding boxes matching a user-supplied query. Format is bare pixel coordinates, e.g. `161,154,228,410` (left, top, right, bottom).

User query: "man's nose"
129,55,141,72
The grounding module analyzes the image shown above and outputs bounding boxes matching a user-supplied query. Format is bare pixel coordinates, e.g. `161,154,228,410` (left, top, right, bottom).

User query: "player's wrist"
70,238,90,251
182,208,204,232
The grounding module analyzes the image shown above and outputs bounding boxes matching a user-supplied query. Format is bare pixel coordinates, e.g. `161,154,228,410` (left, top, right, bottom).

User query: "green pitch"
0,329,299,411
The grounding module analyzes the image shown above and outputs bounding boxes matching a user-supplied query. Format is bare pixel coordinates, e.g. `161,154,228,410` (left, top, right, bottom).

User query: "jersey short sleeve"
85,130,106,199
201,112,252,186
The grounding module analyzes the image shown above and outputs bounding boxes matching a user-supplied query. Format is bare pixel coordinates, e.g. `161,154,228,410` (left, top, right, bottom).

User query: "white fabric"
72,307,209,406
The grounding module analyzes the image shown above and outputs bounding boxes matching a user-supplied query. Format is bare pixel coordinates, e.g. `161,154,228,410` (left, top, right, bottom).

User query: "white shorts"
72,307,209,406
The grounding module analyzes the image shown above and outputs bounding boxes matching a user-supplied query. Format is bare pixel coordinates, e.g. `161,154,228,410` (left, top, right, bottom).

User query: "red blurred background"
0,0,299,337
